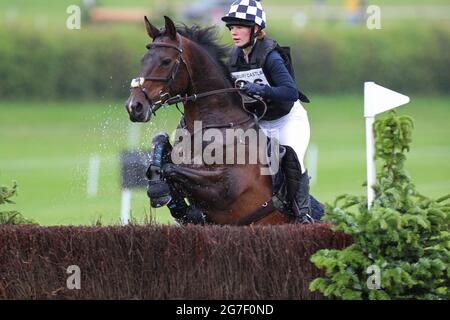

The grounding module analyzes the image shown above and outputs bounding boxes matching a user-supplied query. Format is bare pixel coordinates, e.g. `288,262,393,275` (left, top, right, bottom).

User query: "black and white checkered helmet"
222,0,267,29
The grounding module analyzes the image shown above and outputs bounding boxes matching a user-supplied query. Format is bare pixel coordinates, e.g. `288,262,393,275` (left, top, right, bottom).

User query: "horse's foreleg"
163,164,231,202
163,164,226,185
163,163,252,212
166,191,205,225
144,133,204,224
146,133,174,208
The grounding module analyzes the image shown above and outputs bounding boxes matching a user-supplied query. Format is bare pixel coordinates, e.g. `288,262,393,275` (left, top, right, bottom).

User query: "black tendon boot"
282,146,314,224
146,133,173,208
167,193,205,225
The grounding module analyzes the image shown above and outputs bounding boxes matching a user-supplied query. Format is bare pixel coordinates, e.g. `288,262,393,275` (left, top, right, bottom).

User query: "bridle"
129,35,267,122
130,37,189,116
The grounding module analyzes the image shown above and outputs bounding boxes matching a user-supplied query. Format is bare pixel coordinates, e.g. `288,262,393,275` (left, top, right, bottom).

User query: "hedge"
0,24,448,100
0,223,350,299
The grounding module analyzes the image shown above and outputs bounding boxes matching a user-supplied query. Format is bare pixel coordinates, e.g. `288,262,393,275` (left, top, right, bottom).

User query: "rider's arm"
262,50,299,102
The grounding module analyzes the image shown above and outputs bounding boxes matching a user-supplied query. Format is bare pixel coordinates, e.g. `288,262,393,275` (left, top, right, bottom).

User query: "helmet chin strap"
239,25,256,49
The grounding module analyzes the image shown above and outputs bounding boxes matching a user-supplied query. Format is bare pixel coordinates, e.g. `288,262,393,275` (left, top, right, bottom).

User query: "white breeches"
258,100,310,173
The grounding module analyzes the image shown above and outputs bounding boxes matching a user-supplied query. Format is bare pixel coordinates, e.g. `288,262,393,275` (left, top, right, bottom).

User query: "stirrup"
292,200,315,224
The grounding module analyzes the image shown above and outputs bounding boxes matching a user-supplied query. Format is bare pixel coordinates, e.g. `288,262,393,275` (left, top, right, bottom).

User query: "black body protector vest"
228,37,309,121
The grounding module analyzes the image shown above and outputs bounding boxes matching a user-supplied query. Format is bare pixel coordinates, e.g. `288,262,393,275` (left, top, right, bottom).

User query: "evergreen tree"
310,111,450,299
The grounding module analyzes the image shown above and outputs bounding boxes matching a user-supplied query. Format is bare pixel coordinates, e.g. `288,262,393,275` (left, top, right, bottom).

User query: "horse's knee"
148,132,173,179
161,163,177,177
152,132,170,143
151,132,172,160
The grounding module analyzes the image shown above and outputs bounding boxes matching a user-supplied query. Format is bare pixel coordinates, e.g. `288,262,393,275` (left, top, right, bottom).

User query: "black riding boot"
282,146,314,224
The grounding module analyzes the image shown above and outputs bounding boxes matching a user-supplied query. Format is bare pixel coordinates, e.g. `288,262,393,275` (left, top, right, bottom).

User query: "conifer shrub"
0,182,35,225
309,111,450,299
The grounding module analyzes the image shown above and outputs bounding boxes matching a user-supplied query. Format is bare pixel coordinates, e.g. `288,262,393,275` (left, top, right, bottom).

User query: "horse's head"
126,16,191,122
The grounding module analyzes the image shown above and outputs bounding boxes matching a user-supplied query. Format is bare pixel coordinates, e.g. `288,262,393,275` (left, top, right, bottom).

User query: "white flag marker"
364,82,410,117
364,82,410,209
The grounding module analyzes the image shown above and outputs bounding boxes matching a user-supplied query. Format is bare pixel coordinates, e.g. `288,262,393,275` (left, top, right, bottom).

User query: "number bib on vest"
231,68,271,103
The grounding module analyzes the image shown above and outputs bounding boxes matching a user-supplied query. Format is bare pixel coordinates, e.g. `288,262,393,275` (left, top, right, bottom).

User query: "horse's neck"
183,44,248,132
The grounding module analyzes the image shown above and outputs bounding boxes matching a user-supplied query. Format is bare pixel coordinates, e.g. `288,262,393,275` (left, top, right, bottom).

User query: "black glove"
242,82,267,98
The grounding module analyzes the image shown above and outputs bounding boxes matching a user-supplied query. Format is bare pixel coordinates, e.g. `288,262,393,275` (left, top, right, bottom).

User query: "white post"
86,154,100,198
306,143,318,186
365,117,376,208
120,189,131,225
119,123,141,224
127,123,141,148
364,81,410,210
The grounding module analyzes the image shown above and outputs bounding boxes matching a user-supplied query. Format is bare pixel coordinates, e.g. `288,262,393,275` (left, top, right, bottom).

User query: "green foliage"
275,24,450,95
0,182,36,225
309,111,450,300
0,27,141,101
0,25,449,100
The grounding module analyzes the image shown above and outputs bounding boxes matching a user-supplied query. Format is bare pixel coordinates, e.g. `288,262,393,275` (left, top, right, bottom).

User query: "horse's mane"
172,25,234,84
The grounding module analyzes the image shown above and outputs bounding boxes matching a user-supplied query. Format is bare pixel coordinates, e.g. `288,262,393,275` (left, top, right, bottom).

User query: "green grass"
1,95,449,226
308,95,450,201
0,101,180,225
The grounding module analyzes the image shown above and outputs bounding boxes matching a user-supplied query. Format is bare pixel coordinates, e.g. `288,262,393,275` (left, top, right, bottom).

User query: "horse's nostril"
134,102,143,113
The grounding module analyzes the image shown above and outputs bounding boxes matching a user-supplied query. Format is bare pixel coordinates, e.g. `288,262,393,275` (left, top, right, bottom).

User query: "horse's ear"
164,16,177,41
144,16,160,40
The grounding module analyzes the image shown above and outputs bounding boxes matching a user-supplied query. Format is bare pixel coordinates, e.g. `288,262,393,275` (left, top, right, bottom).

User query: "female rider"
222,0,323,222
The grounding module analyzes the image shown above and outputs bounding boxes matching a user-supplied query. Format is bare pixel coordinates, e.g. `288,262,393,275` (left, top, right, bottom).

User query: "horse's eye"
161,58,172,66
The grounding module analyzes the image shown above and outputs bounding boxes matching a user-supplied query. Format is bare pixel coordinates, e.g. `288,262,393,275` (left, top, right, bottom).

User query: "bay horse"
125,16,302,225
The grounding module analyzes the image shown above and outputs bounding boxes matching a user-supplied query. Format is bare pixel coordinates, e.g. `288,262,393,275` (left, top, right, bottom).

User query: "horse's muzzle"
127,100,151,122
